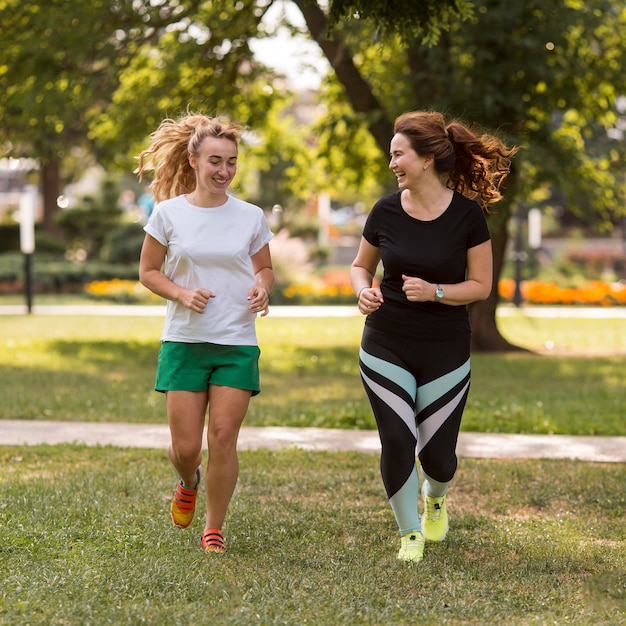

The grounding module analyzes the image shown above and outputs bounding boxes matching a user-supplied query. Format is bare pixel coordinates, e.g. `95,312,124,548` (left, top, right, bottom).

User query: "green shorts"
155,342,261,396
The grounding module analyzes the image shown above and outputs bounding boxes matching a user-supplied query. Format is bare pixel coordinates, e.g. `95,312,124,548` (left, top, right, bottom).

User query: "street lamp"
512,205,527,307
19,185,37,313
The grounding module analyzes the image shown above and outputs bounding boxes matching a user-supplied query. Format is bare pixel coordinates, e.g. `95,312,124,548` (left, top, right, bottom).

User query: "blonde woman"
137,113,274,553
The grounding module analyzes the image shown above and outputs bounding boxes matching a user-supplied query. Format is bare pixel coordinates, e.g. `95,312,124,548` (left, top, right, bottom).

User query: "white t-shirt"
144,194,273,345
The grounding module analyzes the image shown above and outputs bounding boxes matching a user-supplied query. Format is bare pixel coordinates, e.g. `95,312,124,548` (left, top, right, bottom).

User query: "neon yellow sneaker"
170,467,201,528
397,531,425,562
421,484,448,542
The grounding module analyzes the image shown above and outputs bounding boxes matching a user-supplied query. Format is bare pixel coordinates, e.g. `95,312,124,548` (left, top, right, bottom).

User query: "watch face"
436,285,444,299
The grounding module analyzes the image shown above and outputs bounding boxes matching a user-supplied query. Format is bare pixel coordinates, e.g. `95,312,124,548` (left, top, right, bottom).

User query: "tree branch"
291,0,393,155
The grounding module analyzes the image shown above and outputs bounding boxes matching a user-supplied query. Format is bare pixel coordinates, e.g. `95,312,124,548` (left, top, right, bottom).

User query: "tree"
0,0,197,230
3,1,624,352
0,0,279,230
293,0,626,350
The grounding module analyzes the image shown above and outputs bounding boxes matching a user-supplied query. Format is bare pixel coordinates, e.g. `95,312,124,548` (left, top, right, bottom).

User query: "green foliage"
55,177,123,259
321,0,626,225
101,221,145,265
0,253,22,286
0,0,181,161
312,86,394,200
0,253,138,294
33,230,68,255
2,0,625,233
0,224,20,252
328,0,474,44
237,95,330,208
1,446,624,625
90,0,280,172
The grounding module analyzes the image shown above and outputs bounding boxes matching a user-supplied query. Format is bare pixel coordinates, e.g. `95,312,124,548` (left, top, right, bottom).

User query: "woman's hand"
179,287,215,313
358,287,384,315
402,275,435,302
248,284,270,317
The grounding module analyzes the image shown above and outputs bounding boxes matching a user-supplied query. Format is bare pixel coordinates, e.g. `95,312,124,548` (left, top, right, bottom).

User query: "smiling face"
389,133,431,190
189,136,238,200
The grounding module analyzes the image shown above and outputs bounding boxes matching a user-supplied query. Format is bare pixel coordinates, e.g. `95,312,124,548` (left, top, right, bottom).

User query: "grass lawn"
1,445,624,625
0,313,624,435
1,310,624,624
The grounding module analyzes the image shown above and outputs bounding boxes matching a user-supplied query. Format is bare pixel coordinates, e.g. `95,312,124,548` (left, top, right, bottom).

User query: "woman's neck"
401,185,453,220
187,190,228,208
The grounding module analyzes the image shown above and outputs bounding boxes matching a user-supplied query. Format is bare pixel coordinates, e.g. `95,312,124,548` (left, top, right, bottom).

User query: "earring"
423,166,428,170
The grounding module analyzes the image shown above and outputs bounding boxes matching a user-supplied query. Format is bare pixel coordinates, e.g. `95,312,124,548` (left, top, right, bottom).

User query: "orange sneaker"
170,467,201,528
201,528,225,553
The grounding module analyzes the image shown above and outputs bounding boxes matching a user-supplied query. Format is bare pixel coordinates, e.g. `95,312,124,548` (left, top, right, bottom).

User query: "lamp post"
19,185,37,314
512,205,527,307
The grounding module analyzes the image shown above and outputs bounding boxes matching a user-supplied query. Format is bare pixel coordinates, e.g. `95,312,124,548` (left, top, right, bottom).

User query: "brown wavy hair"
393,111,518,209
136,113,245,202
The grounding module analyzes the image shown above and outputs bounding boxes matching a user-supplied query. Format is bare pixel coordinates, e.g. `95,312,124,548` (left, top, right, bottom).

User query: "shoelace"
425,498,443,520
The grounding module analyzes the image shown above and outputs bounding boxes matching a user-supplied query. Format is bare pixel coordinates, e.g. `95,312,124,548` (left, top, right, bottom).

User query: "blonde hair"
394,111,518,209
136,113,245,202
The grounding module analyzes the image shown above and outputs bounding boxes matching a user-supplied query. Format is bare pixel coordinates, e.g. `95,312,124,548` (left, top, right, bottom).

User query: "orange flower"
497,279,625,306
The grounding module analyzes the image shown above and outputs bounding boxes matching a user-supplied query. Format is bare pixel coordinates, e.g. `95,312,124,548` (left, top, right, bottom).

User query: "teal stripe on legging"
359,347,417,400
389,464,420,535
416,358,470,414
417,378,470,453
360,369,417,439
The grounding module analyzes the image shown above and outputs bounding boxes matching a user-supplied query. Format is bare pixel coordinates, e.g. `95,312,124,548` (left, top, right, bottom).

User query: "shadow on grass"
2,339,624,434
46,339,159,369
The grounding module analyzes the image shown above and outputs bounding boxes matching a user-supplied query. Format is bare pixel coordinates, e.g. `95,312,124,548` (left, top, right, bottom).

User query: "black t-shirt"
362,190,490,340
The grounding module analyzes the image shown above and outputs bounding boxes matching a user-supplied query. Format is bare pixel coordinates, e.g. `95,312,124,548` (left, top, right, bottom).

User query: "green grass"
0,313,624,435
1,311,624,624
1,445,624,625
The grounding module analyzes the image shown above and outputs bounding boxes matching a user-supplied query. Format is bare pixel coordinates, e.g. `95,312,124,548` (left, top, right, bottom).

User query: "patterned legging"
359,325,471,534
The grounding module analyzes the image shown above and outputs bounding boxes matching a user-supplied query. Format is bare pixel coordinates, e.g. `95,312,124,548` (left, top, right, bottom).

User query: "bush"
0,253,138,294
0,224,20,252
34,231,68,255
565,247,625,280
102,222,145,264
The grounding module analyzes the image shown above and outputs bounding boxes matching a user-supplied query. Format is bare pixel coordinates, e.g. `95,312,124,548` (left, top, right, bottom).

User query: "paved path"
1,420,624,463
2,305,623,462
1,304,626,318
1,305,361,317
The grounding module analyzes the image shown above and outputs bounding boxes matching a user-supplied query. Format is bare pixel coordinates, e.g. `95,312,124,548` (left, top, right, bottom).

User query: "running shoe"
397,531,425,562
170,467,201,528
421,483,448,542
201,528,226,553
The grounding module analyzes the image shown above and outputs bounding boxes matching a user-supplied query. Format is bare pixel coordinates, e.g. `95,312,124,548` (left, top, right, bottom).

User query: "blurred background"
1,0,625,350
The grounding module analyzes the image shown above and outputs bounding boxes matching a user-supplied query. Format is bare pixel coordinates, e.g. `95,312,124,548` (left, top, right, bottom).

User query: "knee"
170,441,202,466
208,423,240,451
419,451,457,483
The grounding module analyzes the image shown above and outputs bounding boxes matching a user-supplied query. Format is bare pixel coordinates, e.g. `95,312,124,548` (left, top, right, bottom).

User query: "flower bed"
84,279,161,303
82,276,626,306
498,278,626,306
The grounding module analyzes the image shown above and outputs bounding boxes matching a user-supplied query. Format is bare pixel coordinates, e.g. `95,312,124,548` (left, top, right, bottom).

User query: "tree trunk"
41,159,61,235
294,1,525,353
292,0,393,152
469,220,527,352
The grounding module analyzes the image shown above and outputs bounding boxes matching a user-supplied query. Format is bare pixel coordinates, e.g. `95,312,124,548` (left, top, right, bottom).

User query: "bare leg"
166,390,207,487
204,385,251,531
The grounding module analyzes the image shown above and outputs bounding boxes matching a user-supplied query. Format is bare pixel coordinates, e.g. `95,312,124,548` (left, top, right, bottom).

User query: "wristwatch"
435,284,444,301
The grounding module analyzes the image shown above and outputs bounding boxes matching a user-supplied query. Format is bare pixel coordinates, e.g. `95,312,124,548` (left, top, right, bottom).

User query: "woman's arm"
402,240,493,305
138,234,214,313
350,236,384,315
248,244,274,316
